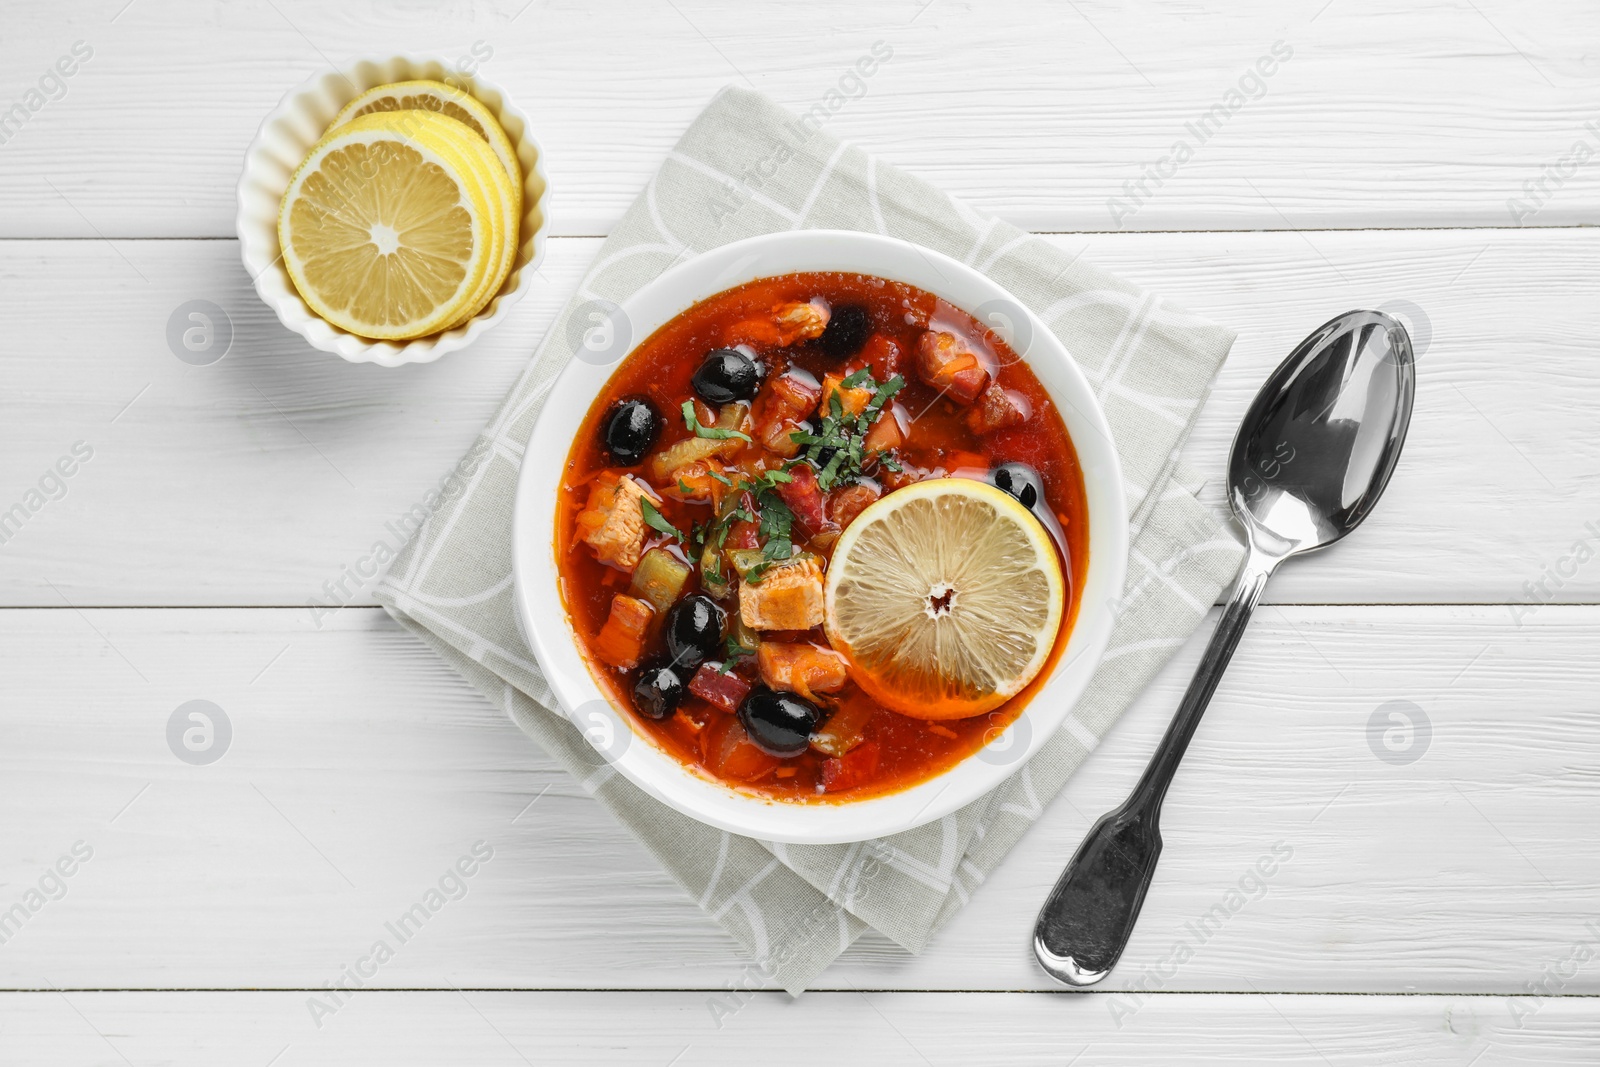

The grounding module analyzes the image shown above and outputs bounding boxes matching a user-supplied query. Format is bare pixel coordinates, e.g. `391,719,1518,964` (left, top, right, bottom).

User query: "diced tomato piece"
828,483,880,531
915,331,990,405
757,642,849,701
942,449,990,473
726,519,760,551
821,741,881,793
688,663,752,713
863,402,906,454
700,714,780,781
855,334,901,380
966,383,1030,434
819,373,873,419
776,463,829,537
593,594,655,669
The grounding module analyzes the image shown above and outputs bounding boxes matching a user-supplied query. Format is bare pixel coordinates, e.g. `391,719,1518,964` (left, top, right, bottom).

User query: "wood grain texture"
3,990,1598,1065
2,229,1595,606
0,1,1596,237
3,605,1597,994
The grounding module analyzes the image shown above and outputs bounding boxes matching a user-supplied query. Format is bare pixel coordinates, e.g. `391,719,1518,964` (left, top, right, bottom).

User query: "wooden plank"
0,1,1595,236
3,990,1597,1065
2,605,1597,993
1,229,1595,606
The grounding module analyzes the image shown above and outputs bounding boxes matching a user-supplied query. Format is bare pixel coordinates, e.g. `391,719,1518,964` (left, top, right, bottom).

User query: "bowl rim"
235,53,551,367
511,230,1129,844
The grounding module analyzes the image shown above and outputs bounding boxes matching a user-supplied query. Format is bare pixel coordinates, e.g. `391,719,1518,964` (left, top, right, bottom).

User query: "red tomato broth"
556,272,1089,802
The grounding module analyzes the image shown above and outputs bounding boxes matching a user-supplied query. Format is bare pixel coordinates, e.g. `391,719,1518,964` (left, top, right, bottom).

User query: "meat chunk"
593,594,655,669
757,642,849,701
966,383,1030,434
739,556,826,631
688,662,752,713
573,472,650,571
752,370,823,457
915,330,990,405
727,300,831,348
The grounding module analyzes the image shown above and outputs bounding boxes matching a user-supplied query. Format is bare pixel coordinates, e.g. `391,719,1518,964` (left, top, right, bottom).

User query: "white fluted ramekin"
237,55,550,367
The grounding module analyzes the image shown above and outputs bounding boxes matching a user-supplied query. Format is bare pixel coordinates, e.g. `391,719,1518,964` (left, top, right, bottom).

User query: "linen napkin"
376,86,1246,994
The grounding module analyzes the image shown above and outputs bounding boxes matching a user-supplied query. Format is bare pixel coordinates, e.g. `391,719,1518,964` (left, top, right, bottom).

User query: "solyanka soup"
557,272,1087,801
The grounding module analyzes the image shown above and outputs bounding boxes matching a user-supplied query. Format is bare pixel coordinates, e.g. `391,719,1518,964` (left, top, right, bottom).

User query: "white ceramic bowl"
513,231,1128,844
237,55,550,367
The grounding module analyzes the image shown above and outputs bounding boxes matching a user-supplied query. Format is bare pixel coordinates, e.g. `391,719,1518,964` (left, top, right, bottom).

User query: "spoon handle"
1033,547,1276,986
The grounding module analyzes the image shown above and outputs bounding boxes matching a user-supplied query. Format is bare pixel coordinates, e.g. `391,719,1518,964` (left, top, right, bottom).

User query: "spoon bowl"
1033,310,1416,986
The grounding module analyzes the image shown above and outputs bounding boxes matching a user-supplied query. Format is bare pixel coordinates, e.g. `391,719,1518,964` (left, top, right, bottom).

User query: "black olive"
991,462,1044,512
603,397,661,467
692,348,763,405
819,305,871,359
738,686,821,757
665,594,726,670
632,660,685,721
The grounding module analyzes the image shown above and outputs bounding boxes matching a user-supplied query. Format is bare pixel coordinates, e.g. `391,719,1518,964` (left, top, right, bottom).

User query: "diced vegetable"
819,373,873,419
856,334,901,380
699,541,732,599
573,472,650,572
728,613,761,656
966,383,1030,434
593,594,655,669
688,662,752,713
915,330,990,405
739,556,826,631
757,642,849,701
661,459,728,506
776,463,829,538
647,404,750,483
828,483,880,532
862,401,907,454
821,741,881,793
699,714,780,781
810,700,875,757
629,547,692,614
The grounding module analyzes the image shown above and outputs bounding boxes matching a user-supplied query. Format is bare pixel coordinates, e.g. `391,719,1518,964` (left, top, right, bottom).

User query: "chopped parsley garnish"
719,635,752,673
681,400,752,442
789,372,905,490
638,497,685,543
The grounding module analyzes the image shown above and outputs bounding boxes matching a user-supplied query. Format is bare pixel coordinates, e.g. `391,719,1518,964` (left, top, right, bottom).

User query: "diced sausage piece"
863,402,907,454
915,330,990,405
757,642,849,701
822,741,882,793
593,594,655,669
776,463,830,538
688,662,753,713
739,556,826,631
828,483,880,532
856,334,901,380
753,370,823,456
966,383,1030,434
819,373,873,419
726,300,831,348
574,472,650,571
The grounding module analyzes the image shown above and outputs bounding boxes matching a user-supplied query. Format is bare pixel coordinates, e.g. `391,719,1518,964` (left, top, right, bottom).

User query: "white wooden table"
3,1,1597,1062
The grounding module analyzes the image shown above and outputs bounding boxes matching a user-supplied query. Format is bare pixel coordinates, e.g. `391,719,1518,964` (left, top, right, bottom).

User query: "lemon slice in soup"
823,478,1064,720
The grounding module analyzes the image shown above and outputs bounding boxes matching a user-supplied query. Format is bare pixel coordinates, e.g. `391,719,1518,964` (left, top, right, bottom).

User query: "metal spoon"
1032,309,1416,986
